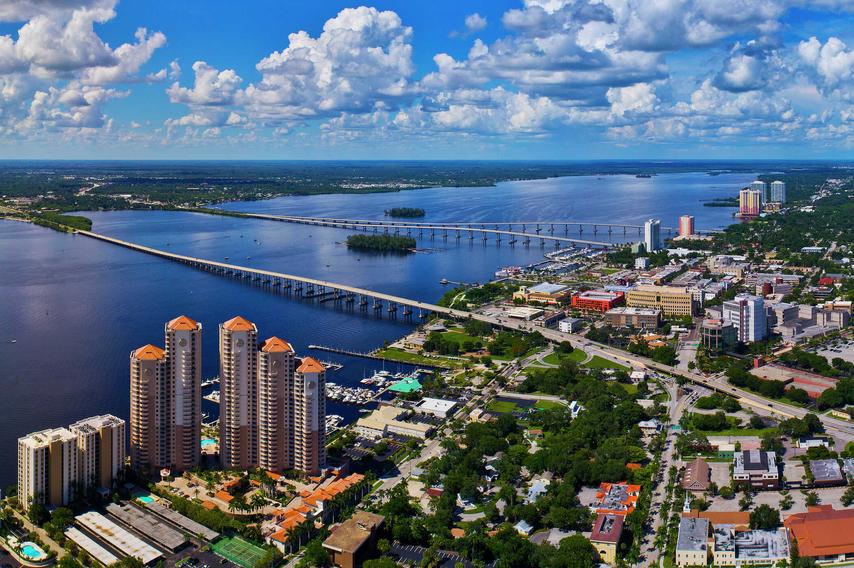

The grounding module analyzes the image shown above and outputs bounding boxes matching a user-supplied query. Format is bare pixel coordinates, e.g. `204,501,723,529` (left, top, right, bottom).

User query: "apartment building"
293,357,326,476
604,306,661,329
257,337,295,472
219,316,259,470
18,414,125,511
165,315,202,472
678,215,695,237
723,294,767,343
129,315,202,475
644,219,661,252
626,285,696,316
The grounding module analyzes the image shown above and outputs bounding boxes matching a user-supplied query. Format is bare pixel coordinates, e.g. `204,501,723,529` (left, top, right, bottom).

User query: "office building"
571,290,625,312
676,516,709,567
770,180,786,204
512,283,570,305
635,256,650,270
712,525,789,566
626,285,696,316
605,306,661,329
591,513,624,565
738,188,762,217
809,459,845,487
165,315,202,472
785,505,854,564
257,337,295,473
293,357,326,475
69,415,125,496
700,319,737,354
322,511,385,568
219,316,259,470
733,450,779,489
678,215,695,237
644,218,661,252
18,415,125,511
723,294,767,343
130,315,201,475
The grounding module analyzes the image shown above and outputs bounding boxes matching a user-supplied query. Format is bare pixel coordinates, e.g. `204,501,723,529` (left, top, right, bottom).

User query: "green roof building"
389,376,422,393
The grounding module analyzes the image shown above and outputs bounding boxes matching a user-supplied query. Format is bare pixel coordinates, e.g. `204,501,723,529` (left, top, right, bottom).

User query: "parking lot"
814,338,854,365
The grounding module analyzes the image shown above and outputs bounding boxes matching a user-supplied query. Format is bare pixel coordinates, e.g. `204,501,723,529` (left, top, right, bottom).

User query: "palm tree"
251,491,266,511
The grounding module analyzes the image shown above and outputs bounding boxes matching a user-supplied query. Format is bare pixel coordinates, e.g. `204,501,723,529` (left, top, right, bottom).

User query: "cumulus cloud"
798,36,854,91
167,61,243,106
464,13,487,32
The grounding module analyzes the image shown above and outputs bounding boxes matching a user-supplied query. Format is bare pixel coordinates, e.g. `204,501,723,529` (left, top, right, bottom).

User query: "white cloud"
464,13,487,32
798,36,854,90
167,61,243,106
607,82,658,116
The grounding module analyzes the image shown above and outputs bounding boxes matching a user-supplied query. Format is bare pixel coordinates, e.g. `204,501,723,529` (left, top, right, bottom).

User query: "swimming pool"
137,495,154,504
201,438,217,447
20,542,47,561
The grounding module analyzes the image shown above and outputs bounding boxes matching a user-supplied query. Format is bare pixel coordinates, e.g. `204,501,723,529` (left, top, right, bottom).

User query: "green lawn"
534,399,564,410
374,347,462,369
583,355,630,372
442,330,483,346
542,349,587,365
487,400,519,413
618,383,638,395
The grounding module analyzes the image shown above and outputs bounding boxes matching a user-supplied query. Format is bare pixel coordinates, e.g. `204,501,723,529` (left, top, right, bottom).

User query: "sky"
1,0,854,160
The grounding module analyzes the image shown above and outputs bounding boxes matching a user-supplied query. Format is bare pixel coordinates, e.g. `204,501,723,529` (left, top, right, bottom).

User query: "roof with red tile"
167,315,199,331
134,344,165,360
298,357,325,374
222,315,255,332
261,336,294,353
215,490,233,503
785,505,854,558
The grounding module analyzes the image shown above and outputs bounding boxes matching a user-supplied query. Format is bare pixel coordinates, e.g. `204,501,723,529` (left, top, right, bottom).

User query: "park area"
212,536,268,568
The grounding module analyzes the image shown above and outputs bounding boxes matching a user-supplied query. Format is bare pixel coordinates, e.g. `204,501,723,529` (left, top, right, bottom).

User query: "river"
0,171,754,487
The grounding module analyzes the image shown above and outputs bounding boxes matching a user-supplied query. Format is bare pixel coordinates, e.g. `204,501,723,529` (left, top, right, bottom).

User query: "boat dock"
308,344,440,369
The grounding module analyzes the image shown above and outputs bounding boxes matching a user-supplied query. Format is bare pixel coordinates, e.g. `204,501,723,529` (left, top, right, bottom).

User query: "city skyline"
1,1,854,159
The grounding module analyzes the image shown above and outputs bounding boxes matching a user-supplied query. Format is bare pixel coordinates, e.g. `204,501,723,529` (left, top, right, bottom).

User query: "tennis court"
212,536,267,568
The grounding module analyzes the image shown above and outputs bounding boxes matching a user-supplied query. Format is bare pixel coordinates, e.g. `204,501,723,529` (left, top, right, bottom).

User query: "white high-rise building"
723,294,767,343
644,219,661,252
750,180,767,197
18,414,125,511
770,181,786,204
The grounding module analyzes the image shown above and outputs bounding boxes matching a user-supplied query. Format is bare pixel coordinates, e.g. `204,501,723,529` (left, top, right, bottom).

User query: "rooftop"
134,344,165,360
809,459,844,483
529,283,569,295
734,450,777,475
682,458,711,491
713,526,789,560
222,315,255,332
260,336,294,353
785,506,854,558
415,397,457,413
297,356,325,374
590,513,624,544
595,482,640,514
606,306,661,315
677,517,709,552
322,511,385,554
167,314,199,331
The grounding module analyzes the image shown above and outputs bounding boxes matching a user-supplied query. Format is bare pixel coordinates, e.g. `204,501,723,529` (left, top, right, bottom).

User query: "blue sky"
1,0,854,159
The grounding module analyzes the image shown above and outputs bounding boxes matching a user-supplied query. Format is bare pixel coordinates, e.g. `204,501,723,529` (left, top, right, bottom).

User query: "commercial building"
750,364,838,399
712,525,789,566
604,306,661,329
322,511,385,568
257,337,295,473
413,397,457,419
682,458,711,492
738,188,762,217
18,414,125,511
219,316,259,470
354,405,433,440
512,283,571,305
678,215,695,238
809,459,845,487
785,505,854,564
293,357,327,476
644,218,661,252
723,294,767,343
676,516,709,567
595,482,640,515
626,285,696,316
590,513,624,565
130,315,202,475
700,319,737,354
558,317,583,333
635,256,650,270
770,180,786,204
571,290,625,312
732,450,779,489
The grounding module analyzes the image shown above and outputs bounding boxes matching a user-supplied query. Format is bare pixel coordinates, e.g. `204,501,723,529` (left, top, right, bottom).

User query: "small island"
703,197,739,207
346,234,416,253
384,207,425,218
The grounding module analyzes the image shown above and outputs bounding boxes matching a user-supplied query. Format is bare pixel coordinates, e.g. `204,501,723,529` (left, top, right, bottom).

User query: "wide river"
0,171,754,487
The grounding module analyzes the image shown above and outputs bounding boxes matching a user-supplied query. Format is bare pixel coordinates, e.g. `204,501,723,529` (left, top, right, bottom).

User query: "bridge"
225,212,616,247
74,229,854,440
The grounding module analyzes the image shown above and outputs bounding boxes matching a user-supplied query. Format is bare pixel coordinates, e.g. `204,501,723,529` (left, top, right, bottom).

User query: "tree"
298,539,331,568
805,491,820,506
739,489,753,511
27,502,49,525
363,560,399,568
780,494,794,510
111,558,145,568
750,505,781,529
842,486,854,507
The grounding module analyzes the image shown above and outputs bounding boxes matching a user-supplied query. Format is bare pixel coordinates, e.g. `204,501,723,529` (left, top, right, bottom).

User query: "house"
525,478,551,504
732,450,779,489
514,520,534,536
638,419,661,433
568,400,583,419
676,516,709,567
682,458,711,492
785,505,854,564
322,511,385,568
594,482,641,515
590,513,624,565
